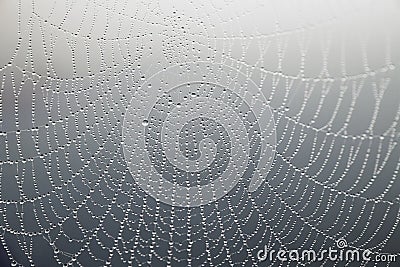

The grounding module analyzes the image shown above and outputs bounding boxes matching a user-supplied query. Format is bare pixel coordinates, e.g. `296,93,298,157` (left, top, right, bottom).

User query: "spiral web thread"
0,0,399,266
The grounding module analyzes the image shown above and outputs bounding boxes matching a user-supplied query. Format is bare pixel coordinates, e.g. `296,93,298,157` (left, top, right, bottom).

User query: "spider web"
0,0,400,266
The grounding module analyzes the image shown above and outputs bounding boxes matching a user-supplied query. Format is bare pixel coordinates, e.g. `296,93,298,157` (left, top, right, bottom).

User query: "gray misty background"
0,0,399,266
